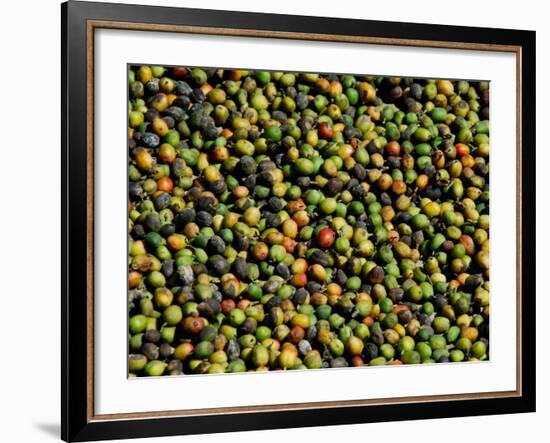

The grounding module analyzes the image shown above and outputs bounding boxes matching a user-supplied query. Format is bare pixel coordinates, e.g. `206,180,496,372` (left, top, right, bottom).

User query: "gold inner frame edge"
85,19,523,423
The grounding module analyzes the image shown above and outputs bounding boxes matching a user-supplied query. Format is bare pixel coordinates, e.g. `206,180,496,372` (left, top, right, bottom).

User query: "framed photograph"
62,1,536,441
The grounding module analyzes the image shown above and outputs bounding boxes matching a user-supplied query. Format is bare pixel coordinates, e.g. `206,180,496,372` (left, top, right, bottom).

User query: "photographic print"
127,66,490,377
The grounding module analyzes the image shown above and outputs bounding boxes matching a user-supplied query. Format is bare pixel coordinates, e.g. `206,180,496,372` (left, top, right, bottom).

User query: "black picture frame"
62,1,536,441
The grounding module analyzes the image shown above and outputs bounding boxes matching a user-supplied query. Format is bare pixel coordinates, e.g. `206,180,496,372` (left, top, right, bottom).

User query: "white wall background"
0,0,546,442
